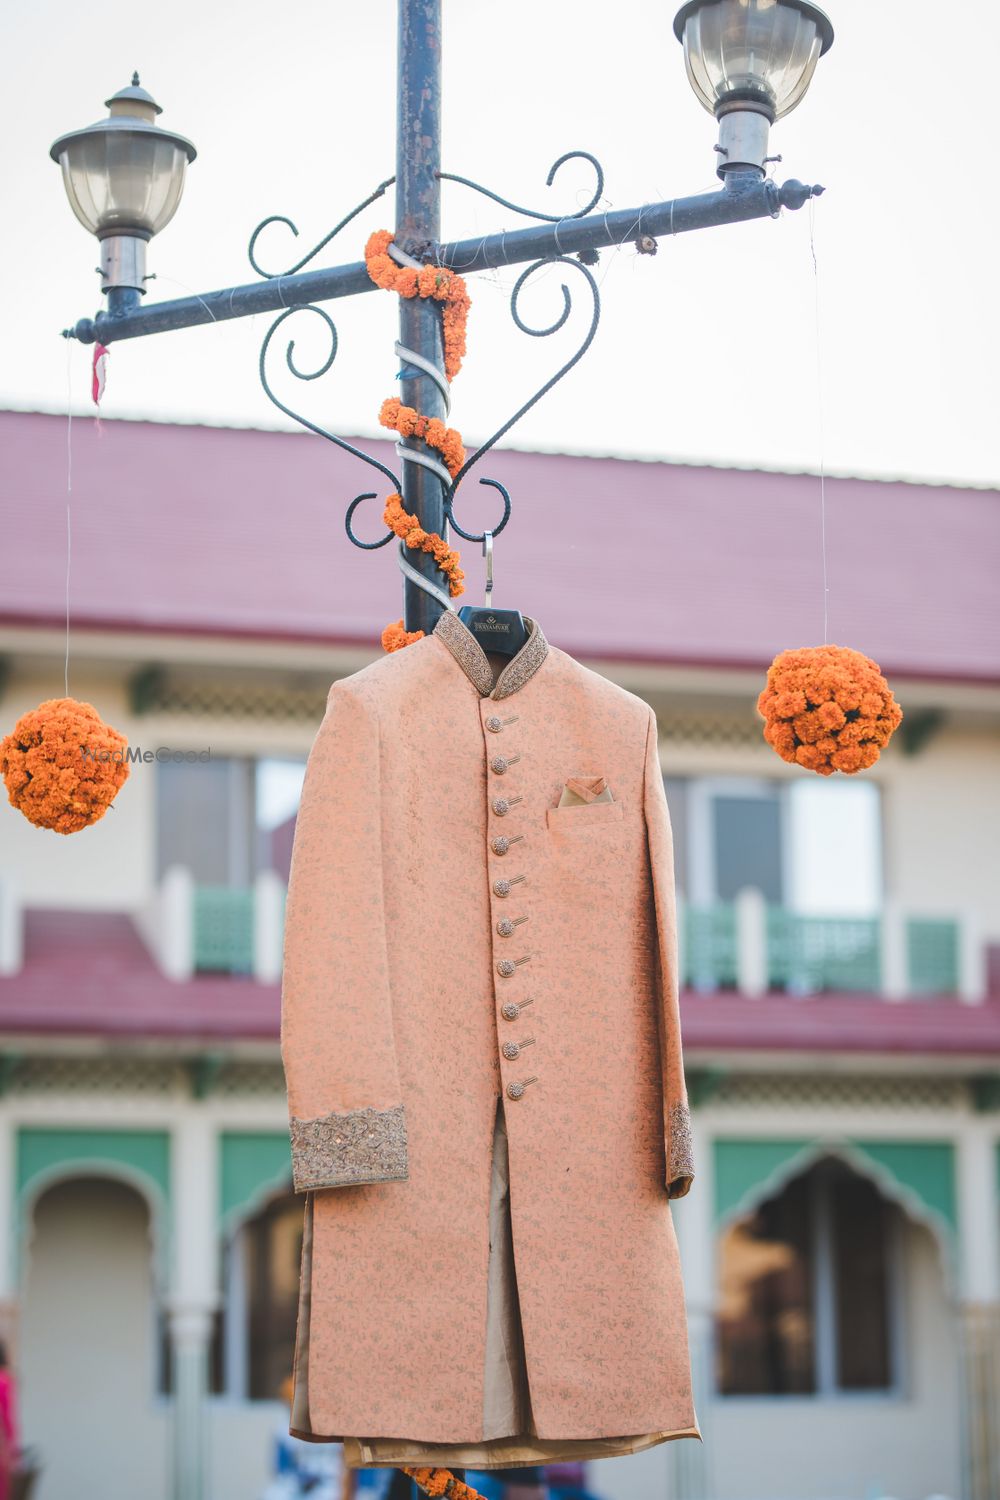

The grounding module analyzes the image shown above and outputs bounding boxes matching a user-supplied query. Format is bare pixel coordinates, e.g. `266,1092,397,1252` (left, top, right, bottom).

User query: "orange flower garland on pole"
402,1469,485,1500
756,644,903,774
364,230,472,652
0,697,130,833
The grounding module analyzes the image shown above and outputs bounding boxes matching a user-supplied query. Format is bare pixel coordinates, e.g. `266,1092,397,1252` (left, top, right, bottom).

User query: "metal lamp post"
46,5,831,1498
50,0,833,630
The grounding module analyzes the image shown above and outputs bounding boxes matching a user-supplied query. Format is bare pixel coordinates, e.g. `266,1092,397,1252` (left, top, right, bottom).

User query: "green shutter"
17,1127,170,1201
219,1131,292,1227
713,1136,956,1239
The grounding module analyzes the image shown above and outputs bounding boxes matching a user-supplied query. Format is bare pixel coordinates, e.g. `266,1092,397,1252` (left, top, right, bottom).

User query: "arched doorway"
712,1150,961,1500
20,1175,170,1500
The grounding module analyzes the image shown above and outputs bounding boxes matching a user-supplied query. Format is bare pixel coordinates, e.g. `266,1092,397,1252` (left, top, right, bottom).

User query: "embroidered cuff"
666,1100,695,1199
290,1104,408,1192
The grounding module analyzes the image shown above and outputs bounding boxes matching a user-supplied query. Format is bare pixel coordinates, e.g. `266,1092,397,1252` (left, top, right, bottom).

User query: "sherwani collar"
433,610,549,700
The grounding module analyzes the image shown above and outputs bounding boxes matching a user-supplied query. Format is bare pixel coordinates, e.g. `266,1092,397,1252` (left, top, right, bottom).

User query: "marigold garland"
365,229,472,648
756,644,903,775
0,697,130,833
379,397,465,478
402,1468,485,1500
365,230,470,381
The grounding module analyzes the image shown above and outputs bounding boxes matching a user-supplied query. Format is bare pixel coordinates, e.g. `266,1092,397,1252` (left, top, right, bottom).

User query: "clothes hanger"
457,530,529,657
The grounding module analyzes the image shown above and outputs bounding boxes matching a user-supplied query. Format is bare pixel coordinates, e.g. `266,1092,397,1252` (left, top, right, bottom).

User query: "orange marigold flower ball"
756,645,903,776
0,697,130,833
381,619,426,653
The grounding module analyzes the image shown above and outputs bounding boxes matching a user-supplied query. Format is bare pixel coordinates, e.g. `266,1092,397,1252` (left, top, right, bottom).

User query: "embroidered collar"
433,610,549,700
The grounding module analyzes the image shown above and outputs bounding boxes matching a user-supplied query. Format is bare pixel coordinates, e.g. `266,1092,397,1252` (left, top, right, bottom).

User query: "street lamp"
673,0,834,177
49,73,196,305
51,2,832,645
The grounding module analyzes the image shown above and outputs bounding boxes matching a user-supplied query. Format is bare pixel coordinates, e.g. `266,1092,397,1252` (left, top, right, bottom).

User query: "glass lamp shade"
50,79,196,239
673,0,834,121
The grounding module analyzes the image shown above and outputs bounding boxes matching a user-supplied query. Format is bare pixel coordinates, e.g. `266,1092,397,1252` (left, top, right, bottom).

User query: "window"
156,755,306,885
685,776,882,914
716,1157,898,1396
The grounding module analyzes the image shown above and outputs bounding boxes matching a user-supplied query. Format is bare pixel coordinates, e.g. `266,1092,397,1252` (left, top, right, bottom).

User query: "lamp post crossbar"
61,174,819,349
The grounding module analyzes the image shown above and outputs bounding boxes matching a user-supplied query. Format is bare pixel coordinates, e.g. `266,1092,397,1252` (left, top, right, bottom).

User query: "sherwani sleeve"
280,679,408,1193
642,705,695,1200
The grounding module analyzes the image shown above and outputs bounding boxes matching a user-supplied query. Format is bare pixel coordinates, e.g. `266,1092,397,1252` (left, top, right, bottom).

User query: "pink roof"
2,410,997,681
2,911,998,1055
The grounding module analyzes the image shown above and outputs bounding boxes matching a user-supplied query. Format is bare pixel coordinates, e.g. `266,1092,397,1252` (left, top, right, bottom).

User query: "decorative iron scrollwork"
247,177,395,279
437,151,605,224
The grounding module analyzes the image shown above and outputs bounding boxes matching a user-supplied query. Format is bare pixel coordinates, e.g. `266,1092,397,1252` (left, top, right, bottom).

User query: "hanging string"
64,340,74,698
808,195,829,645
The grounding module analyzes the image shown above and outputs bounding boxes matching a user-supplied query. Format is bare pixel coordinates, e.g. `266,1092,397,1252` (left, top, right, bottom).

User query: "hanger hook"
483,531,494,608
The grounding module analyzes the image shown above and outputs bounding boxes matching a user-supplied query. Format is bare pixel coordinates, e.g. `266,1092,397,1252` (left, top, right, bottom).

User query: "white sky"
2,0,998,486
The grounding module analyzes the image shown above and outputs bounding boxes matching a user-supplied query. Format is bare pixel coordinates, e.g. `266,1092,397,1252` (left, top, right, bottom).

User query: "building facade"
1,411,998,1500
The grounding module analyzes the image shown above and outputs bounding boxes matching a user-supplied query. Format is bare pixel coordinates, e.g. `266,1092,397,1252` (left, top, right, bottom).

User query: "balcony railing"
193,886,255,975
682,891,972,998
122,870,983,999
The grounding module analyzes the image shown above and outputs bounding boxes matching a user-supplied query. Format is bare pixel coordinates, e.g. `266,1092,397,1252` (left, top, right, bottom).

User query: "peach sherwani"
281,611,700,1464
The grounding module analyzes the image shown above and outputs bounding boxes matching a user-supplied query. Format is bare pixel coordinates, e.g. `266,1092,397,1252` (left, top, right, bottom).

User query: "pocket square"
558,775,614,808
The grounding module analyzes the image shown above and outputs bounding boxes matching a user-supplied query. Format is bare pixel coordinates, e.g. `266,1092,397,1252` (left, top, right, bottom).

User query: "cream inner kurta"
294,1098,701,1467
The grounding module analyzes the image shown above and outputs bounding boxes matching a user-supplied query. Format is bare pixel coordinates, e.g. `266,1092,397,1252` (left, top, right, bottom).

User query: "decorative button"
491,756,509,774
506,1076,538,1101
501,1001,520,1020
486,715,504,733
497,917,515,937
494,879,511,897
502,1037,535,1060
496,953,531,977
492,834,523,857
492,796,522,817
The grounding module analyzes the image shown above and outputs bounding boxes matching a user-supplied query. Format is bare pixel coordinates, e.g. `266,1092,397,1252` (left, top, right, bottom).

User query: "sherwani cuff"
665,1100,695,1200
289,1104,409,1192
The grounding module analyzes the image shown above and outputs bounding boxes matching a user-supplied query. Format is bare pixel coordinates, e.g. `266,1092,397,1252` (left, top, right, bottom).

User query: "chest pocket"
546,802,624,833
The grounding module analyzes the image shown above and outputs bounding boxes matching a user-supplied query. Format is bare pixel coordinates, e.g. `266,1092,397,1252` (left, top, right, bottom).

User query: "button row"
488,723,536,1104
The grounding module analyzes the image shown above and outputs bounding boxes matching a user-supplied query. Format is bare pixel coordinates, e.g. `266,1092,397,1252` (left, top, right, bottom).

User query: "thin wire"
808,196,830,645
64,342,74,698
151,272,220,323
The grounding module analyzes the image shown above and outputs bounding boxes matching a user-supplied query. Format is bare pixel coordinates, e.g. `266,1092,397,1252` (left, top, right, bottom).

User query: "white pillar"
735,886,767,998
881,895,908,1001
670,1113,714,1500
253,870,285,984
0,1111,17,1353
0,876,22,977
167,1112,220,1500
957,1125,1000,1305
956,1123,1000,1500
959,907,987,1004
161,867,195,982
